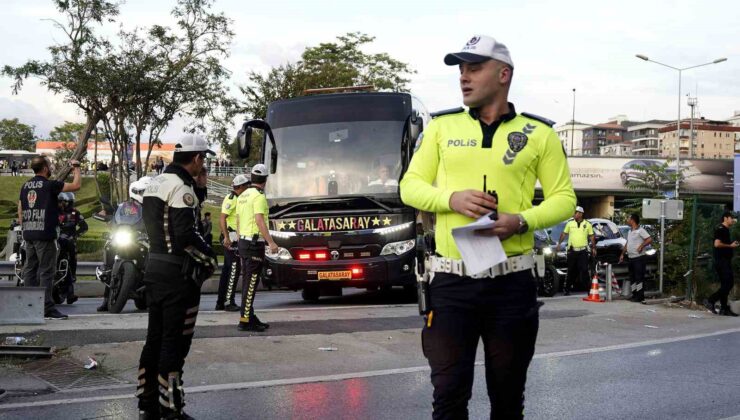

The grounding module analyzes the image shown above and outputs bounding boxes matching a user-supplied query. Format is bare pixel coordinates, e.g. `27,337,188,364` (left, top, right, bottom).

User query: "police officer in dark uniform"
400,35,575,419
235,164,278,332
18,156,81,320
136,135,217,420
58,192,88,304
215,174,250,311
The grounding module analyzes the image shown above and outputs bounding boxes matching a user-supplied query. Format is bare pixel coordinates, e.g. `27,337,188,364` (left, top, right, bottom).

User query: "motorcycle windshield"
114,201,143,226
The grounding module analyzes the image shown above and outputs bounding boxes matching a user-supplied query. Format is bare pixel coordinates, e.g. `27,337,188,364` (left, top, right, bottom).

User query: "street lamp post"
635,55,727,198
571,88,576,156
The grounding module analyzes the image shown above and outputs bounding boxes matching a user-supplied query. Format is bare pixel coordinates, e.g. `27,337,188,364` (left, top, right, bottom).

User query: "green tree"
3,0,120,180
0,118,36,151
239,32,415,120
49,121,87,143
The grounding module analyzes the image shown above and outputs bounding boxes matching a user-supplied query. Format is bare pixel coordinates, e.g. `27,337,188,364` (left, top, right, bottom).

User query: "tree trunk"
53,112,100,181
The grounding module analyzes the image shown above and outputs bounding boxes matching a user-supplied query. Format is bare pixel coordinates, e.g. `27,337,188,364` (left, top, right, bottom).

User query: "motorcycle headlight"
380,239,415,256
266,247,292,260
645,249,657,256
543,247,553,256
112,229,133,247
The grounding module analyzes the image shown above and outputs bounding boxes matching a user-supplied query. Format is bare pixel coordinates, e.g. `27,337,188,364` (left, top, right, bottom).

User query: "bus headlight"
380,239,415,256
266,247,293,260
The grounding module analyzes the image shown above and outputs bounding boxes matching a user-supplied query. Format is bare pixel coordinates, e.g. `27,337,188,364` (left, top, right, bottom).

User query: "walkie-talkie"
483,175,498,221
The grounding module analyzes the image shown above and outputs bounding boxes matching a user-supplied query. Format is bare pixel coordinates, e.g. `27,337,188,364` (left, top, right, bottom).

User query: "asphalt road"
2,330,739,419
57,288,419,315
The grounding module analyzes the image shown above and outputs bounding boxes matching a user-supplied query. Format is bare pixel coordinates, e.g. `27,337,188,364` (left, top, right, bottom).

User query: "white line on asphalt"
68,304,416,317
4,326,740,411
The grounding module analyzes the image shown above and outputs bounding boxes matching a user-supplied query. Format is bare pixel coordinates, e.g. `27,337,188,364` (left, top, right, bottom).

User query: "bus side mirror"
236,119,278,173
236,122,253,159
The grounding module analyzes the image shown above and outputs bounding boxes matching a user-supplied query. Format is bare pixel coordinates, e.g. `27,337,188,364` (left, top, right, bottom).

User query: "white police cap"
575,206,584,213
251,164,268,177
444,35,514,68
232,174,249,187
175,134,216,155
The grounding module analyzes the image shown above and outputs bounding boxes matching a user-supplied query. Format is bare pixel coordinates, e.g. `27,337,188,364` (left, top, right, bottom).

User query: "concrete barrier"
0,286,44,324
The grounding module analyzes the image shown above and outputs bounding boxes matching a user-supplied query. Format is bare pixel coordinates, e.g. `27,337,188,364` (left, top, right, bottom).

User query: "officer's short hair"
31,156,50,174
172,151,203,166
629,213,640,225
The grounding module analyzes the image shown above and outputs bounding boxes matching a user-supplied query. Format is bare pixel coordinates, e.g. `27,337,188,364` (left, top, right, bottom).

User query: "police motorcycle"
11,221,73,302
96,178,151,313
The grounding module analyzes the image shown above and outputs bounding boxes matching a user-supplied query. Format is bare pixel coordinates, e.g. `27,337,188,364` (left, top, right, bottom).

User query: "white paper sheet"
451,212,507,275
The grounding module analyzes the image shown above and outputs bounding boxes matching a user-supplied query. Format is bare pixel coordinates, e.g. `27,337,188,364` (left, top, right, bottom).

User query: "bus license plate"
318,270,352,281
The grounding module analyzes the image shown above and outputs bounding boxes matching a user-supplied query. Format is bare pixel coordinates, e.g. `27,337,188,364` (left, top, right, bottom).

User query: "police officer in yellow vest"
215,174,250,311
236,164,278,332
556,206,596,295
400,35,575,419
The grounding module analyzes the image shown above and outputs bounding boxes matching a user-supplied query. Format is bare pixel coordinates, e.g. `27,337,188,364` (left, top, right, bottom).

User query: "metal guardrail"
0,261,221,277
206,179,232,201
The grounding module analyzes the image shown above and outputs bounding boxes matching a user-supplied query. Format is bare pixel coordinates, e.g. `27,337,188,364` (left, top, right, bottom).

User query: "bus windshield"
264,120,406,200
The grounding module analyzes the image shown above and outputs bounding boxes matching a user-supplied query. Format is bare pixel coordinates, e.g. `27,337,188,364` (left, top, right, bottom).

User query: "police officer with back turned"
18,156,81,320
236,164,278,332
136,134,217,420
400,35,575,419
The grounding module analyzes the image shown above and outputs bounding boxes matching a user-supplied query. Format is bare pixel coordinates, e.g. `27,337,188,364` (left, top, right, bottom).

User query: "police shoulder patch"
431,107,465,118
183,193,195,207
521,112,555,127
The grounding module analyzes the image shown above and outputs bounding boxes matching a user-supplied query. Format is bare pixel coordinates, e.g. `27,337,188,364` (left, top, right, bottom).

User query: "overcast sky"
1,0,738,141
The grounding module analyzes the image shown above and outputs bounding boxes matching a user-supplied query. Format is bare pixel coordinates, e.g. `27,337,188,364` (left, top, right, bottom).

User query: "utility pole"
571,88,576,156
688,96,697,158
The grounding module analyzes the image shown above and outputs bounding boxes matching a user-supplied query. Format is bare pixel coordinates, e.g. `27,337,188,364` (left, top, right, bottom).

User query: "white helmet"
129,177,153,203
175,134,216,155
251,164,268,177
232,174,249,187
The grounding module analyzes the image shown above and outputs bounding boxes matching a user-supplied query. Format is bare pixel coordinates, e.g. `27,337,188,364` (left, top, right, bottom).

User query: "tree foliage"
239,32,415,120
3,0,235,203
0,118,36,151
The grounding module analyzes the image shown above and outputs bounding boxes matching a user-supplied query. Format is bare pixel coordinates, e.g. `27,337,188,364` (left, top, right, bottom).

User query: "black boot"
237,322,266,332
138,409,159,420
720,307,739,317
224,303,240,312
252,314,270,329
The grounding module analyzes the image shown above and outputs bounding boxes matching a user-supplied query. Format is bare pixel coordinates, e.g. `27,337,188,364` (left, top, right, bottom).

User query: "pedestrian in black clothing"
705,211,739,316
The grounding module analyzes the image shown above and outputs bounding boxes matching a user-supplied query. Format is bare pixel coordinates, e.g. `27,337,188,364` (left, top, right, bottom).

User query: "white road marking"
3,326,740,411
68,304,416,318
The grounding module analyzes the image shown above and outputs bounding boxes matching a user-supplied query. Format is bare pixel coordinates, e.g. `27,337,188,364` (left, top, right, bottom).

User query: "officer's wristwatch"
516,214,529,234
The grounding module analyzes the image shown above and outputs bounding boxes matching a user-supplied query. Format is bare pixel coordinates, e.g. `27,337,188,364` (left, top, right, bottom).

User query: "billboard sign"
560,156,733,196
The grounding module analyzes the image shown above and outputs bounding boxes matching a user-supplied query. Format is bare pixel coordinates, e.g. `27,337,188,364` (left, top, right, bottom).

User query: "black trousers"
628,255,646,301
239,240,265,324
22,239,58,311
709,258,734,309
565,250,589,292
216,244,240,306
422,270,540,420
137,264,201,414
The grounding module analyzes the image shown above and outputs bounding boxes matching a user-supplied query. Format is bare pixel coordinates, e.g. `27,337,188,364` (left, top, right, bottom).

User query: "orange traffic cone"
583,273,605,303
